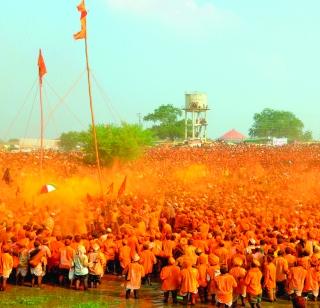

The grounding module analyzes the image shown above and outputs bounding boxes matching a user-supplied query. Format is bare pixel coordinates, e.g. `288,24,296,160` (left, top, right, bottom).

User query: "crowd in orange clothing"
1,145,320,307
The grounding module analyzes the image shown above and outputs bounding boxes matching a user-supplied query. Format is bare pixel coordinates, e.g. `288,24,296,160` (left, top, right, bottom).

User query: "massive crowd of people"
1,145,320,307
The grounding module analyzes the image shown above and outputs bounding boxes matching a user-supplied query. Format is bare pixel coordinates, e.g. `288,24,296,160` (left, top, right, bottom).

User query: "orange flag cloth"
38,49,47,85
107,182,114,195
74,0,87,40
117,176,127,198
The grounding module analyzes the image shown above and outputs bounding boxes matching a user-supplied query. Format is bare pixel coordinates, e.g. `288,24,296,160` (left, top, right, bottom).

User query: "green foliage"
59,131,86,151
301,130,313,141
144,104,184,140
144,104,182,125
148,119,186,140
249,108,312,141
83,123,154,165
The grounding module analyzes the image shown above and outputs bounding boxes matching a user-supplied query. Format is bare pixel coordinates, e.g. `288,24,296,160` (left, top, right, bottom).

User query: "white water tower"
184,92,209,141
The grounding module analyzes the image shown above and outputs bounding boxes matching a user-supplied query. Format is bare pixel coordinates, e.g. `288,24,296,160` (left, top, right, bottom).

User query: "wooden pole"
39,76,44,171
84,22,103,196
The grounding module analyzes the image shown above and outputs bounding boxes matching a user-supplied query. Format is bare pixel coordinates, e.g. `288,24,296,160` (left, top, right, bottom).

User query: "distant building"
18,138,60,150
219,129,246,143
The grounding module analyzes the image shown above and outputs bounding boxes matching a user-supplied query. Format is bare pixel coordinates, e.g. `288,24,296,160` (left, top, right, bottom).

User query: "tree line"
59,105,313,165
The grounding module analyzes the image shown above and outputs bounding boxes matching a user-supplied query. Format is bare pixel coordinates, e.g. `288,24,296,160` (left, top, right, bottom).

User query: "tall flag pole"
38,49,47,171
74,0,103,196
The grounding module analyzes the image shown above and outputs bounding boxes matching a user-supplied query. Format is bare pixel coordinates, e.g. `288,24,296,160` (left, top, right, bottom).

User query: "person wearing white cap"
88,244,106,288
123,254,145,299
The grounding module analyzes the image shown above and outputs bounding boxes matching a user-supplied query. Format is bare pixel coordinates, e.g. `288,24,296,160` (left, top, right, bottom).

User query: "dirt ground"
0,275,317,307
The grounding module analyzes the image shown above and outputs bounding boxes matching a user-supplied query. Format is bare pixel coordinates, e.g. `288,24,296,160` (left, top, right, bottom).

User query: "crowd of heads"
0,145,320,306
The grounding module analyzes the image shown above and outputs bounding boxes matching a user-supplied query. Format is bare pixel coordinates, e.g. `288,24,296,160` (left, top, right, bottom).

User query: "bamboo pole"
84,17,103,197
39,74,44,172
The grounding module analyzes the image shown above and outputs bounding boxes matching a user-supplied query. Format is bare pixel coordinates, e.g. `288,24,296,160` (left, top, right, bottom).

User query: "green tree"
249,108,312,141
301,130,313,142
143,104,184,140
59,131,86,151
83,123,154,165
144,104,182,125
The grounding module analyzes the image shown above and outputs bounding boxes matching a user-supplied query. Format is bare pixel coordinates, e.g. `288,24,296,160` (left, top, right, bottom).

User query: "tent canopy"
219,129,246,141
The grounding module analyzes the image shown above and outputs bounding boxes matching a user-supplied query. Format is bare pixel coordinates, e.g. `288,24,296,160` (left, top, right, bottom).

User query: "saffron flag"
74,0,87,40
106,182,114,195
2,168,11,185
38,49,47,85
117,176,127,198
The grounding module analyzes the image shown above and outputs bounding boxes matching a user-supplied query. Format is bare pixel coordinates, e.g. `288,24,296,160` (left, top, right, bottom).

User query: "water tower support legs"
185,110,188,140
192,111,195,139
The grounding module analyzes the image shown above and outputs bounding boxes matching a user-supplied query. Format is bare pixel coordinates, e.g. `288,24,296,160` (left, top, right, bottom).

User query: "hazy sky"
1,0,319,139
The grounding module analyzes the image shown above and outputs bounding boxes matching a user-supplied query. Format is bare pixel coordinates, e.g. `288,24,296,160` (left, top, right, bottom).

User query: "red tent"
219,129,246,142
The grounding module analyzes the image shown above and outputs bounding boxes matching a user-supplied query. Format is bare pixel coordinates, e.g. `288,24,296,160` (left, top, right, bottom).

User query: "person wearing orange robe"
140,243,157,285
207,253,221,304
162,221,172,236
287,260,307,297
0,245,13,291
284,247,297,268
197,253,209,303
127,233,140,259
303,256,319,300
48,235,64,274
263,255,277,302
10,237,20,273
102,234,117,274
229,257,246,307
214,265,237,307
151,234,163,274
179,257,199,305
184,239,197,266
194,235,208,254
58,239,75,287
244,259,263,308
119,240,131,272
214,242,229,266
160,257,181,304
274,250,288,297
123,254,145,299
162,234,176,258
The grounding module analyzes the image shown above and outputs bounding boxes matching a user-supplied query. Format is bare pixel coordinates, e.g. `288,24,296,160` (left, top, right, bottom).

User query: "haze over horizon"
1,0,319,140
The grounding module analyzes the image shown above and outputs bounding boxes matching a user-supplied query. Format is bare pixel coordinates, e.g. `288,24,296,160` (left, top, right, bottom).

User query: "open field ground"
0,276,317,308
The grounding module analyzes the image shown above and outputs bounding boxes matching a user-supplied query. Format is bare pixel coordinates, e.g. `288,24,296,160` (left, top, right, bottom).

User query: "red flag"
2,168,11,185
106,182,114,195
74,0,87,40
38,49,47,85
117,176,127,198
